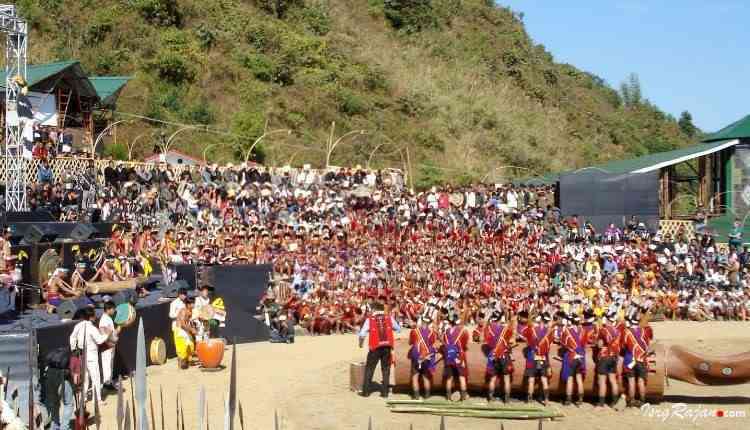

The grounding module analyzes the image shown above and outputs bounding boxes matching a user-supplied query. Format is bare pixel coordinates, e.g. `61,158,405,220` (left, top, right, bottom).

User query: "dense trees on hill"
18,0,698,185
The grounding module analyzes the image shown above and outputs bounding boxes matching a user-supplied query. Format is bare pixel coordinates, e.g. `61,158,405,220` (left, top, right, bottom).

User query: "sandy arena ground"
100,321,750,430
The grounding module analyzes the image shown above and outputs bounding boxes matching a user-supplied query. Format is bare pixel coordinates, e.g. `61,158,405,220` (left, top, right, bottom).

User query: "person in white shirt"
69,308,108,405
192,285,212,339
98,301,120,390
169,288,188,329
193,285,211,316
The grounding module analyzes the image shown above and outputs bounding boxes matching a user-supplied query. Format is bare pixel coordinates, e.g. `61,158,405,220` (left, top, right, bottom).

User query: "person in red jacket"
358,302,401,398
442,313,470,401
484,310,516,403
621,314,653,407
520,312,555,405
408,315,438,400
560,314,592,406
595,312,627,409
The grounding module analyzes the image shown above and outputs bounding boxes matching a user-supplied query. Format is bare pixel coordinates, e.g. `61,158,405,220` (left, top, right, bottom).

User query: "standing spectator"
98,301,120,391
32,140,49,159
38,159,54,184
104,161,117,187
69,308,108,405
728,219,743,250
42,347,74,430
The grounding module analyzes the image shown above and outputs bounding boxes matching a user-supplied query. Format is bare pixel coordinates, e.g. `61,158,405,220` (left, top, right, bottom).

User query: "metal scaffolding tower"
0,5,27,212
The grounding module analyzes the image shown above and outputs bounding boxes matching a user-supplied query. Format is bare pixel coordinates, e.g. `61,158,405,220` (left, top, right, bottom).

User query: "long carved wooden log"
85,278,142,295
391,339,667,401
666,346,750,386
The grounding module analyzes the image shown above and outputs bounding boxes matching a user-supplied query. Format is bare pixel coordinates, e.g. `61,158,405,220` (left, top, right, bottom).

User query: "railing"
659,219,695,240
0,157,405,188
0,157,194,186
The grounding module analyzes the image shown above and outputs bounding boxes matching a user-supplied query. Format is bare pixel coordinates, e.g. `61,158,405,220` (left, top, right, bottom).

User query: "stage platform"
0,263,273,380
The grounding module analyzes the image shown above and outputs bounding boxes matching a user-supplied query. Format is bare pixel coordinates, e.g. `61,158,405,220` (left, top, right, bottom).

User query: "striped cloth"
275,283,293,303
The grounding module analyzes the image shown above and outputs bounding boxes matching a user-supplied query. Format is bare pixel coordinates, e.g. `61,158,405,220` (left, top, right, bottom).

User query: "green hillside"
17,0,697,186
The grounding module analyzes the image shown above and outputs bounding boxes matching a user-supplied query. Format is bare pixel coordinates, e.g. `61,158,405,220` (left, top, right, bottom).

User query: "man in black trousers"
358,302,401,398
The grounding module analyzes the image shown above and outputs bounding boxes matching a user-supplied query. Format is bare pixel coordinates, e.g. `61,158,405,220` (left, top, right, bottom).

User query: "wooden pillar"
57,87,63,129
668,166,676,219
698,156,708,208
660,168,670,219
83,109,93,152
78,95,94,153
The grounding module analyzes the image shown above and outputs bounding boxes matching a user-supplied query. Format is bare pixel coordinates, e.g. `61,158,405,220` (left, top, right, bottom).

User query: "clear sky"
498,0,749,132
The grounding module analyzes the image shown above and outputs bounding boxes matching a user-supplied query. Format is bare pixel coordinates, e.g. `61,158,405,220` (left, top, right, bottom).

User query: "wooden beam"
672,175,699,182
660,168,668,218
668,166,675,219
698,155,708,208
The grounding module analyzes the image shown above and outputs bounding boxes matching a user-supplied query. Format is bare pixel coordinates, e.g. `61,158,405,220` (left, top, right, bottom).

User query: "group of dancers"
360,304,653,408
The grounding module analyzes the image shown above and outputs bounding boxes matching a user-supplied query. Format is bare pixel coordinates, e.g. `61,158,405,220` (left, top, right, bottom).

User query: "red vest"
368,314,394,351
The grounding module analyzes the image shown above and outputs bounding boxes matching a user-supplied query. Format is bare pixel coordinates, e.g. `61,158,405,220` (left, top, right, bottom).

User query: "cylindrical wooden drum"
196,338,226,369
149,337,167,365
392,339,666,401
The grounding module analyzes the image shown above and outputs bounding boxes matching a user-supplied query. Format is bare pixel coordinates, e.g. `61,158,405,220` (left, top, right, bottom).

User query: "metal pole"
326,121,335,168
164,126,196,153
366,142,386,169
243,129,291,163
405,145,413,190
2,5,28,211
326,129,367,169
128,133,150,161
92,119,132,155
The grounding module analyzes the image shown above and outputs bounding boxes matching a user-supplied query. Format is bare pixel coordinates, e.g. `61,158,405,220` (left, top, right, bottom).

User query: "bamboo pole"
160,386,165,430
117,378,125,430
130,374,137,430
149,391,156,430
389,407,561,420
387,399,547,413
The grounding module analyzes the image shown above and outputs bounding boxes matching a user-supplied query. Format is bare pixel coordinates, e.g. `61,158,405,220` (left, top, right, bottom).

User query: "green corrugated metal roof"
517,115,750,182
703,114,750,142
89,76,131,107
0,60,79,87
1,61,132,105
591,139,737,174
513,172,560,185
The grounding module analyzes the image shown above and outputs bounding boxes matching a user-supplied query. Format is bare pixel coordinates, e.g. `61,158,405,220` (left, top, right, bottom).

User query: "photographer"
42,346,75,430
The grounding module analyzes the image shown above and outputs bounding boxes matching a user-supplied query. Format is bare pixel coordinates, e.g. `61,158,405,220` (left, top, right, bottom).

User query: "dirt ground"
100,321,750,430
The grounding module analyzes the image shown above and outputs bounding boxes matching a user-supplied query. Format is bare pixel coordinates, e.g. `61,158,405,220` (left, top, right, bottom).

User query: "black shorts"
489,357,512,376
524,360,549,378
596,357,618,375
625,362,648,379
411,361,434,375
569,358,584,376
444,366,464,379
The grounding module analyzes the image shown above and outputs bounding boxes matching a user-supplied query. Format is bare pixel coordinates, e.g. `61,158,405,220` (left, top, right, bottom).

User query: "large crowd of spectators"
19,159,750,332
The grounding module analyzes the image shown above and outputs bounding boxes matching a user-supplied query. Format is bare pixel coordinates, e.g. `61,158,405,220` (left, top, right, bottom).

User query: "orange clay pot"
196,338,225,369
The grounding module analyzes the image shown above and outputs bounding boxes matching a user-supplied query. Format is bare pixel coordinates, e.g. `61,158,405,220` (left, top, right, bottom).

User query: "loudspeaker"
137,277,160,291
56,297,91,320
4,210,54,223
22,225,58,244
112,289,138,306
69,224,96,241
162,280,189,298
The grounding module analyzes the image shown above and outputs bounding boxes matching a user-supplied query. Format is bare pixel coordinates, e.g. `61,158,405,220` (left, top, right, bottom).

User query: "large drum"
391,339,667,401
196,338,226,369
150,337,167,365
114,303,136,328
